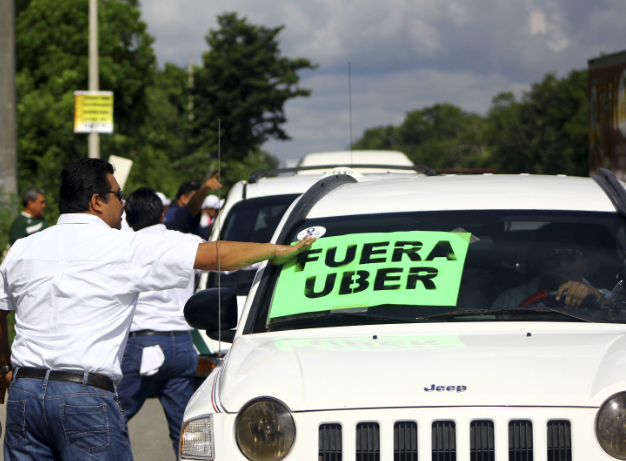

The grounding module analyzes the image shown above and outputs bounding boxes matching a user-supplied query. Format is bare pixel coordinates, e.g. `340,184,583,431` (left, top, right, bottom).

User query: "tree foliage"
353,103,488,169
485,69,589,175
354,70,589,175
15,0,156,221
190,12,317,171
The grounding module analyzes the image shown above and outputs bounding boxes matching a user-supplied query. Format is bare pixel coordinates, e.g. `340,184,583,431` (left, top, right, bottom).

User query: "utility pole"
88,0,99,158
0,0,19,213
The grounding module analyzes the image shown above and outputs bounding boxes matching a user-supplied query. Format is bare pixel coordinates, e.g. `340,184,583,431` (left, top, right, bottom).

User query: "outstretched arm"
194,237,315,271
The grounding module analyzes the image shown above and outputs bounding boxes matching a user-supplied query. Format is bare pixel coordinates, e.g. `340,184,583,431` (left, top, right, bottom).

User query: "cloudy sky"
140,0,626,164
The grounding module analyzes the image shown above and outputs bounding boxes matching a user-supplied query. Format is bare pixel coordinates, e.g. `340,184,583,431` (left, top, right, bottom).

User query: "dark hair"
59,158,115,214
22,187,45,208
175,181,200,200
125,187,164,231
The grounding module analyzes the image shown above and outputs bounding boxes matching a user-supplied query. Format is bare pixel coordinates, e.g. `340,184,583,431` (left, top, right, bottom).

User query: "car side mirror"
184,287,238,343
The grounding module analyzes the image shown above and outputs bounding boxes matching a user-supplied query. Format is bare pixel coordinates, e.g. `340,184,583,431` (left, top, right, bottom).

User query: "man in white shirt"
117,187,203,455
0,158,313,461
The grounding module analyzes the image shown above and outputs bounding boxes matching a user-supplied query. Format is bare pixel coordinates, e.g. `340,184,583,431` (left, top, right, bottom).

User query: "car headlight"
597,392,626,459
180,416,214,460
235,398,296,461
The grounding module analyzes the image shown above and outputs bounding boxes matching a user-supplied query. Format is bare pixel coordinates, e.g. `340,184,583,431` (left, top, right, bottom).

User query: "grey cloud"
139,0,626,162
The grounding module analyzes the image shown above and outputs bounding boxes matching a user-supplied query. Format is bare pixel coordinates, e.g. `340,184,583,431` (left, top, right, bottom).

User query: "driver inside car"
491,224,608,309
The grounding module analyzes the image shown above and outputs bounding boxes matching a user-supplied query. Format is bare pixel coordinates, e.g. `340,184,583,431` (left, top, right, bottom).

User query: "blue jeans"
4,369,133,461
117,332,198,455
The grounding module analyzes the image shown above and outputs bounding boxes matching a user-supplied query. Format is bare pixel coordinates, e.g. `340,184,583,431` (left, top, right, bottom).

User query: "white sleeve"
129,233,199,293
0,257,15,311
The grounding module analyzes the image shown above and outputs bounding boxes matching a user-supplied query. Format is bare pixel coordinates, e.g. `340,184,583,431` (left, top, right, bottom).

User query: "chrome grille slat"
470,420,494,461
394,421,418,461
356,422,380,461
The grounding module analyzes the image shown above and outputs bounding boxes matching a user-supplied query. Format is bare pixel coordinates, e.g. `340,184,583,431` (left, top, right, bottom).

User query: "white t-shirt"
131,224,203,332
0,213,198,384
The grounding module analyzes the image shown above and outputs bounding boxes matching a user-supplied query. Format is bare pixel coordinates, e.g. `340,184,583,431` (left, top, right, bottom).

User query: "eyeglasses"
542,248,584,262
105,190,124,202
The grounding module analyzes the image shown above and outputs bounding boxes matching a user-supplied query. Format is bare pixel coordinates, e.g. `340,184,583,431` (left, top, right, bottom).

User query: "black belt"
15,367,115,392
130,330,191,337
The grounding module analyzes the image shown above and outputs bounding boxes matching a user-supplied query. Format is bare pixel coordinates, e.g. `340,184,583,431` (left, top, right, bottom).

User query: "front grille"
547,420,572,461
356,422,380,461
509,421,533,461
318,418,573,460
432,421,456,461
394,421,418,461
319,424,342,461
470,420,495,461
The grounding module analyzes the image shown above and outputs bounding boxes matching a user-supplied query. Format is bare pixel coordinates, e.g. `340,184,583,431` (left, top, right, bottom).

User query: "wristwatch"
0,365,12,374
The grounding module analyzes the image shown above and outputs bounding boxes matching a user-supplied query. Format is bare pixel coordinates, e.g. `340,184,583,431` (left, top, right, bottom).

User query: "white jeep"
180,169,626,461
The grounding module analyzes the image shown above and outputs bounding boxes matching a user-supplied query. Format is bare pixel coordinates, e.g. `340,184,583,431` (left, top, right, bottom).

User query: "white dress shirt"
0,213,198,384
131,224,203,332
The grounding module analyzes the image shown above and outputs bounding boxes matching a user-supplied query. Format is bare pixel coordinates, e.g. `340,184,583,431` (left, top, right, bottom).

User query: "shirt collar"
57,213,112,228
20,211,34,218
137,224,166,235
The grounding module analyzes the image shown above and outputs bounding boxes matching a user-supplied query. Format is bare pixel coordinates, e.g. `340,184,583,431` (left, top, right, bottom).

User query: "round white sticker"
297,226,327,240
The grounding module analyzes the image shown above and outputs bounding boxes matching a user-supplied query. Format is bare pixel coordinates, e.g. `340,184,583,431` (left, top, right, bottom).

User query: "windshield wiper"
268,310,426,331
415,307,599,323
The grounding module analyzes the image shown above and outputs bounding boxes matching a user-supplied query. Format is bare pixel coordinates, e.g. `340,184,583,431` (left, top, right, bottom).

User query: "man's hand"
270,237,316,266
204,173,222,191
0,370,12,404
556,281,601,308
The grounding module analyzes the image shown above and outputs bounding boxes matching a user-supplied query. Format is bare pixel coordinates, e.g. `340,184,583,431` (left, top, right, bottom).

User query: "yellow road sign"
74,91,114,133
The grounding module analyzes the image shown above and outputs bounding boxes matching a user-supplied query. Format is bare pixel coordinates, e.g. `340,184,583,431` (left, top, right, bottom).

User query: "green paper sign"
269,231,471,319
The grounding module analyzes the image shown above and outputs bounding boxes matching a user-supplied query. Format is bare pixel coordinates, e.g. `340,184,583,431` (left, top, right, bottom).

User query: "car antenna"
217,119,222,357
349,62,353,166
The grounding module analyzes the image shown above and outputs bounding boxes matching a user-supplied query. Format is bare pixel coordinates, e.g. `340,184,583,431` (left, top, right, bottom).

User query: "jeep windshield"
256,210,626,331
205,194,300,294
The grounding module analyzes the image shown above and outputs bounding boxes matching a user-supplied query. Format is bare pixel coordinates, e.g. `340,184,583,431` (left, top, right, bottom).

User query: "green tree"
190,12,317,175
15,0,156,221
486,69,589,175
353,103,488,169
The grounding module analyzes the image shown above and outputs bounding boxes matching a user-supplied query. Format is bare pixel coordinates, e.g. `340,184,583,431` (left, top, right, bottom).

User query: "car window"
254,210,626,331
220,194,300,243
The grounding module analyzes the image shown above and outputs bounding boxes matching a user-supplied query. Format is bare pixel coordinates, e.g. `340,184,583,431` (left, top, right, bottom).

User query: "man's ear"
160,211,165,223
89,193,104,215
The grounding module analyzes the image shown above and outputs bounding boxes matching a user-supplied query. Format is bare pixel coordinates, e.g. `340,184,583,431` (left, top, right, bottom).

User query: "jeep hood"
212,323,626,412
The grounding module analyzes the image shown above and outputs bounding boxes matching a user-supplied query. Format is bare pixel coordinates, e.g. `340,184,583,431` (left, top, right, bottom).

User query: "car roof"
299,150,414,167
305,174,619,219
296,150,418,175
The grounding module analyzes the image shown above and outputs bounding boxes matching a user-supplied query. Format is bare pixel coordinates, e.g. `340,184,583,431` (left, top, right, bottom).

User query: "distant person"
119,187,203,455
9,187,48,245
200,194,222,229
164,174,221,239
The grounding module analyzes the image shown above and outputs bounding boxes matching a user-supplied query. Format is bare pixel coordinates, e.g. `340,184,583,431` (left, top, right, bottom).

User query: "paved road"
0,397,175,461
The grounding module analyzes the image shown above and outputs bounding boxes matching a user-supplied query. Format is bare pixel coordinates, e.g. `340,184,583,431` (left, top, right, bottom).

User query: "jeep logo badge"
424,384,467,392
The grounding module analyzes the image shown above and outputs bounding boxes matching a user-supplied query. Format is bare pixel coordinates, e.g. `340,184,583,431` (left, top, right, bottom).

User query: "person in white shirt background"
117,187,203,456
0,158,314,461
199,194,223,229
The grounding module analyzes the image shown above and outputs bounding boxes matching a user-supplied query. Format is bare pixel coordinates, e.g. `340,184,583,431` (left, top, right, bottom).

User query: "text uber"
295,240,459,299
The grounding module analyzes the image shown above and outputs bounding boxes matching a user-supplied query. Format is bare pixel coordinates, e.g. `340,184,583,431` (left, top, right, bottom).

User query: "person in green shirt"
9,187,49,245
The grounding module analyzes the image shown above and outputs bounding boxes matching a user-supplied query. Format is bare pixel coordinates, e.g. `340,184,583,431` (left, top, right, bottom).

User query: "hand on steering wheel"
519,283,603,310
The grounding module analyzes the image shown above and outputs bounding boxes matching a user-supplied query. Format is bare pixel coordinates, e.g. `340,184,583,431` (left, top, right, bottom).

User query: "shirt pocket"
60,404,110,453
